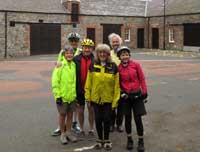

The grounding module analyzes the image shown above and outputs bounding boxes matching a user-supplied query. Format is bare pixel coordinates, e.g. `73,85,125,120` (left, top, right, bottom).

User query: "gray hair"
108,33,122,47
62,45,74,55
94,44,112,63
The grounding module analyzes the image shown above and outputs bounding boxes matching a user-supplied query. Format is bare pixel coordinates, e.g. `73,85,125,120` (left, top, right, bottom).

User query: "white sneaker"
72,121,81,133
66,132,78,142
60,133,68,144
51,127,61,136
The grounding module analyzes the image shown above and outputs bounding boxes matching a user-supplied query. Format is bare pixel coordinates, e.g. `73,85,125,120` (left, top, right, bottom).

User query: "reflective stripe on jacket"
85,62,120,108
52,59,76,103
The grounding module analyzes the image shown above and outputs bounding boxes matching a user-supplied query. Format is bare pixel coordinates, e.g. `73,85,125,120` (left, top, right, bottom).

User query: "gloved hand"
140,93,148,103
56,98,63,105
120,92,128,99
143,98,148,103
141,93,148,100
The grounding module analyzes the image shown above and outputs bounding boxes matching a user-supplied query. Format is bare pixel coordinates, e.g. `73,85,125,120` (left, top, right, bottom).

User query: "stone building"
147,0,200,51
0,0,200,58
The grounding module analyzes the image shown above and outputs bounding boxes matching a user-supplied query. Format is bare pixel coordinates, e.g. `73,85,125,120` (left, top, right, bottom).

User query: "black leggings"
93,103,112,140
111,100,123,127
125,110,144,136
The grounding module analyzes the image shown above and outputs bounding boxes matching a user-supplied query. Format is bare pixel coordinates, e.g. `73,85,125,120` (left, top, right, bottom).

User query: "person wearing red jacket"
117,46,148,151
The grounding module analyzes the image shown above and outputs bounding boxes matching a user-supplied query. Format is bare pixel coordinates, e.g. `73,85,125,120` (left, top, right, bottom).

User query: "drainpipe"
163,0,166,50
147,17,150,48
4,11,7,58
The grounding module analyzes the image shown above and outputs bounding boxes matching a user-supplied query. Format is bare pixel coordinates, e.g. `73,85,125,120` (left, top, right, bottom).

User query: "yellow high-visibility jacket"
52,59,76,103
110,49,120,65
85,62,120,108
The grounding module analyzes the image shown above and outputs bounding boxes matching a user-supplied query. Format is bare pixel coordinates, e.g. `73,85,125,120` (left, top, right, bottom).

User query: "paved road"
0,52,199,152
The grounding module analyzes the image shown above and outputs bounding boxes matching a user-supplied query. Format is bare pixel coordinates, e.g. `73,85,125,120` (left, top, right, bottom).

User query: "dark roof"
147,0,200,16
0,0,67,13
80,0,146,16
0,0,146,16
1,0,199,17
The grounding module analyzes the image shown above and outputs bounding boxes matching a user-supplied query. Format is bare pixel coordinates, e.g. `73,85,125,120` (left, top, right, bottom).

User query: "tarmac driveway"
0,52,199,152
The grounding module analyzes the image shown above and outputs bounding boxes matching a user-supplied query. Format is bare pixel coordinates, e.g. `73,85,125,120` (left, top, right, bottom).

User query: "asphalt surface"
0,51,200,152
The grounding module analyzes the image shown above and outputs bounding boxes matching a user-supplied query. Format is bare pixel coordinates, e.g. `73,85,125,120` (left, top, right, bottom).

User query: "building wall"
166,14,200,50
147,17,164,49
1,11,200,58
2,12,68,58
3,12,75,58
1,11,146,58
147,14,200,50
0,12,5,59
80,15,145,49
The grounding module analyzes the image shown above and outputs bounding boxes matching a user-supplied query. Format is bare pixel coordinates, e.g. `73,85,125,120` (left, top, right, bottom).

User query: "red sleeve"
136,62,147,95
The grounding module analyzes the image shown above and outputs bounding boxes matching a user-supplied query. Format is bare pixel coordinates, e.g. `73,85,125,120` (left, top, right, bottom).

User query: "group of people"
51,32,148,151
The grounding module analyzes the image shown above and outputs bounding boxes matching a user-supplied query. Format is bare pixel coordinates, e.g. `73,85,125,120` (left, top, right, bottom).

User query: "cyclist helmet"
81,39,94,47
67,32,80,42
117,46,131,57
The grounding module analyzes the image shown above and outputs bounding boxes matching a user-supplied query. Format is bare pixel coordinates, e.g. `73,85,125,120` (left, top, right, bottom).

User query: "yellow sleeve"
111,50,121,65
57,50,64,62
84,70,93,102
51,68,61,100
112,72,120,108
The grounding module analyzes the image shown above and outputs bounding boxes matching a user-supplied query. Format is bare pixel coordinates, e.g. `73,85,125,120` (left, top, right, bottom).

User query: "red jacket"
80,56,92,92
118,60,147,95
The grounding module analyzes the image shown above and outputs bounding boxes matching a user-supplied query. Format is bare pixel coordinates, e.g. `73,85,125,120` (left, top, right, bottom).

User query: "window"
124,28,130,42
71,3,79,22
87,28,96,44
169,28,174,43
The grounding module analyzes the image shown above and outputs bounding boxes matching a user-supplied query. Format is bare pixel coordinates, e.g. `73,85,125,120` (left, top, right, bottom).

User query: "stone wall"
5,12,72,58
0,12,5,59
147,14,200,50
1,10,199,58
80,15,146,49
2,11,146,57
147,17,164,49
166,14,200,50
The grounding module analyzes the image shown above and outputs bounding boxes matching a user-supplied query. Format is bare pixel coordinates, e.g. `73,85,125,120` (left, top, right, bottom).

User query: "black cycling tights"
125,113,144,136
93,103,112,140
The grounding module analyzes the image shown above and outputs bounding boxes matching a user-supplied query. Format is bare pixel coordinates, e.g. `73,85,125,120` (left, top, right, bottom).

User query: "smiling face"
82,46,93,57
119,50,130,64
112,36,120,50
64,50,74,61
98,50,109,62
69,40,79,49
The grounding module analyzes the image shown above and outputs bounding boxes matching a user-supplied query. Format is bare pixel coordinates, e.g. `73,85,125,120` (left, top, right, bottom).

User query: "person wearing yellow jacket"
52,45,77,144
108,33,122,65
108,33,124,132
85,44,120,150
52,32,81,136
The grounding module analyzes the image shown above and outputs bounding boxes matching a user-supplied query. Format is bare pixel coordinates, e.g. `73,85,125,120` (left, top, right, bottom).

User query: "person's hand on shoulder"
55,61,63,68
